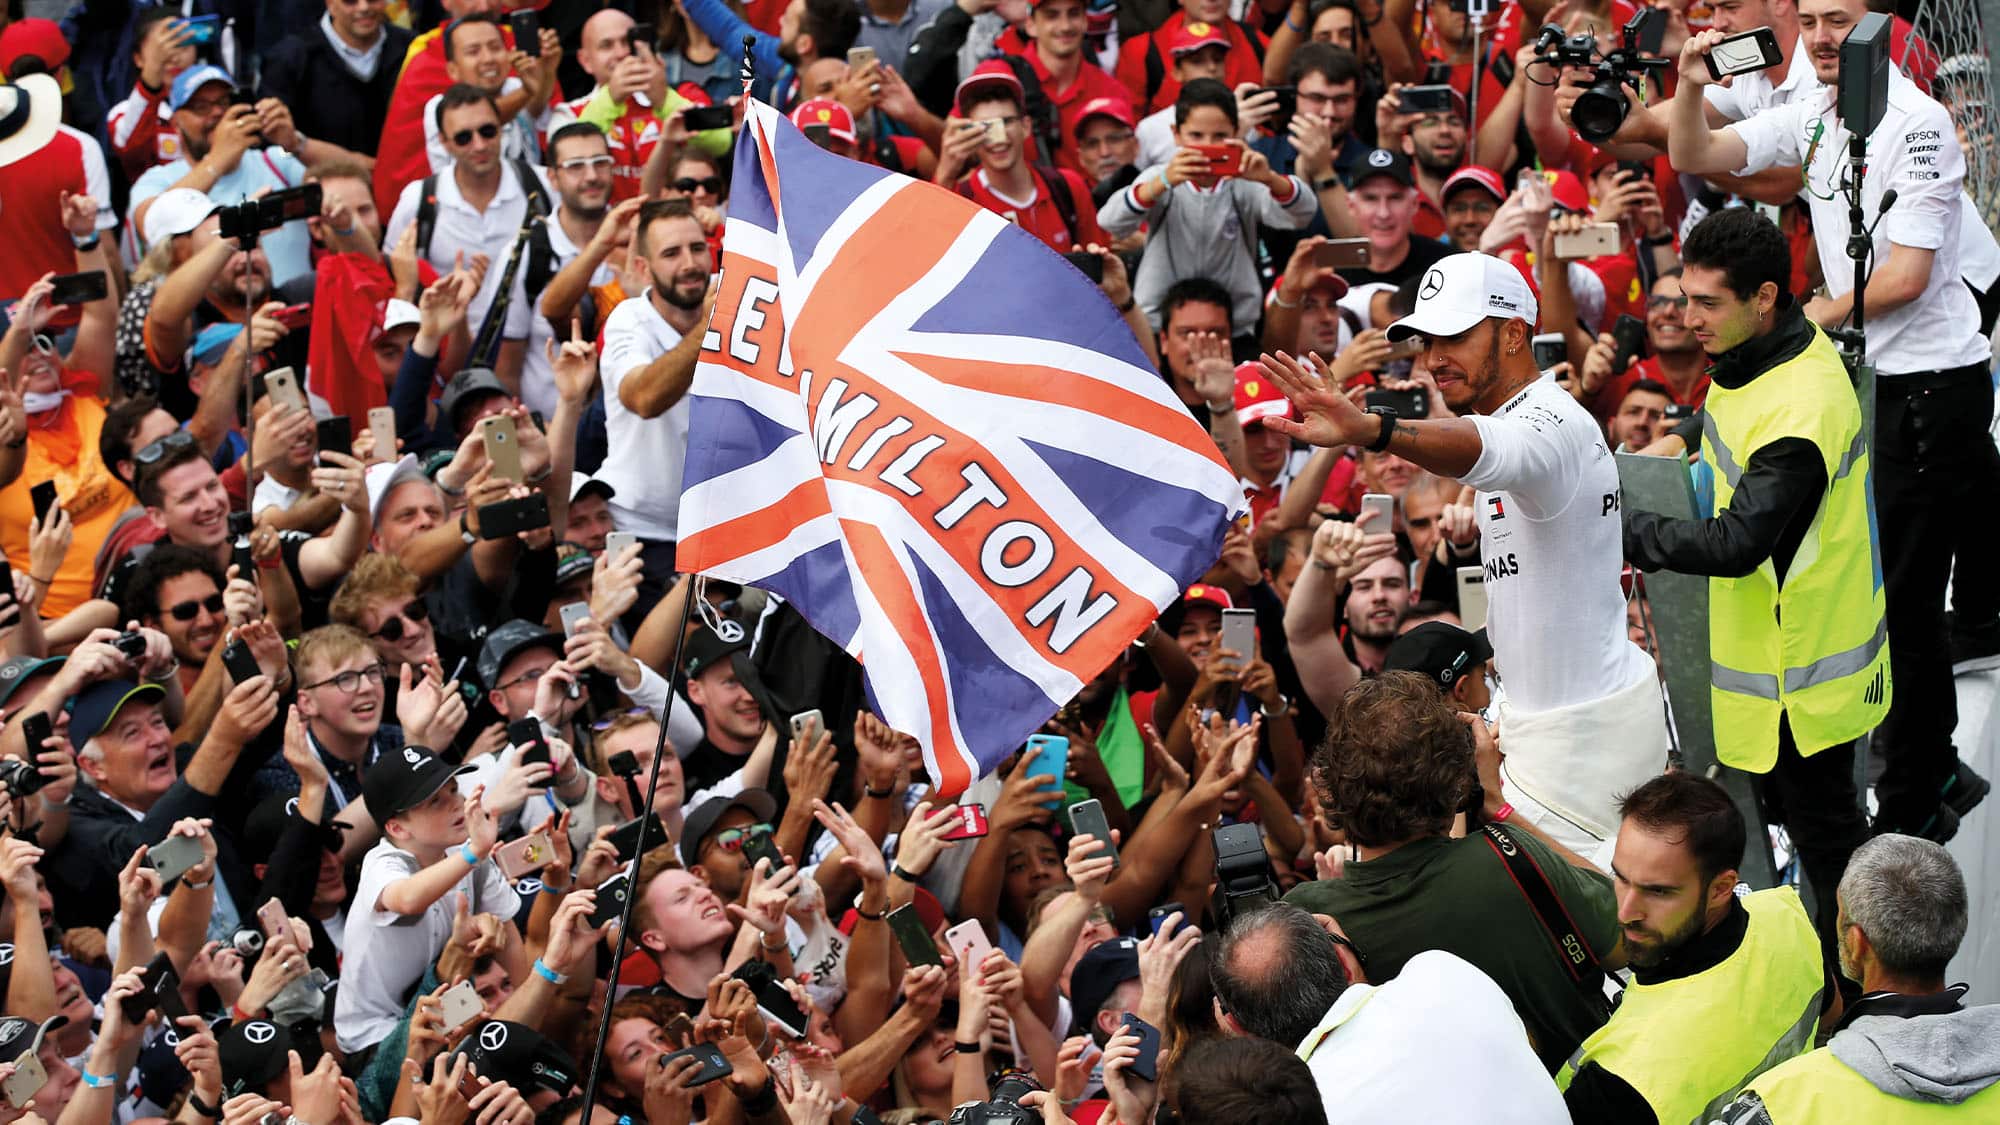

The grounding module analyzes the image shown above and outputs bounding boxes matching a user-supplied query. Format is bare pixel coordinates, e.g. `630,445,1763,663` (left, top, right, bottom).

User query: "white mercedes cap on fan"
1386,252,1540,342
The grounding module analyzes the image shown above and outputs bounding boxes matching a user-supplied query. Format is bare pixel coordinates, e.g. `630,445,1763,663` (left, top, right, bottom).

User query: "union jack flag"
675,102,1245,797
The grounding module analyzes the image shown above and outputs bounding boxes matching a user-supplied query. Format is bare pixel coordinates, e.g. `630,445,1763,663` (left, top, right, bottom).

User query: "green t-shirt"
1284,831,1618,1072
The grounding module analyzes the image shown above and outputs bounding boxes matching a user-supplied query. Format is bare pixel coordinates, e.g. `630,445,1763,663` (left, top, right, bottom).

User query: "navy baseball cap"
68,679,165,746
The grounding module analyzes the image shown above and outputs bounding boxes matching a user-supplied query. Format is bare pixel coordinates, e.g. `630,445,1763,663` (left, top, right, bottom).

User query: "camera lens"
1571,81,1629,141
231,929,265,956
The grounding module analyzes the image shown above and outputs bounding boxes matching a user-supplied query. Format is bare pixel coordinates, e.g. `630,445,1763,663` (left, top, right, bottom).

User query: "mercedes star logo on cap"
480,1022,509,1051
1420,269,1444,299
1368,149,1392,167
245,1021,276,1044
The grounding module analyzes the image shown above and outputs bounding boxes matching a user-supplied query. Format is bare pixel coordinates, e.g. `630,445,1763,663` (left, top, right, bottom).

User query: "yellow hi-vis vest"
1713,1041,2000,1124
1557,889,1823,1125
1701,322,1890,773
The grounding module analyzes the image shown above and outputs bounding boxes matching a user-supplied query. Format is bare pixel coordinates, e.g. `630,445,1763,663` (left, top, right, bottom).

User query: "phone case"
887,905,941,966
223,638,262,685
20,712,51,757
1067,800,1120,867
1148,902,1184,934
589,873,631,928
788,710,823,746
1553,223,1621,259
367,408,398,462
480,416,523,482
148,834,206,884
3,1053,44,1107
496,832,554,878
510,718,549,765
940,804,988,839
1218,608,1255,671
559,601,592,637
943,919,993,973
1361,493,1395,530
476,495,551,539
1456,566,1489,632
264,368,308,412
1118,1015,1162,1082
605,532,638,558
257,898,290,938
29,482,56,521
439,980,484,1030
661,1043,733,1086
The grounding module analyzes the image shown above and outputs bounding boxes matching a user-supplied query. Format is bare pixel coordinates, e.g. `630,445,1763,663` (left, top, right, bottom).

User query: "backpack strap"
513,156,549,219
1143,35,1166,114
415,174,440,261
523,220,556,303
873,136,905,175
1036,163,1081,246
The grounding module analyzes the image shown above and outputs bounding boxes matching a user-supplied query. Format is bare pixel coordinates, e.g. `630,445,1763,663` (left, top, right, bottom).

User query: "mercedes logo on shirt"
1420,270,1444,300
479,1022,509,1052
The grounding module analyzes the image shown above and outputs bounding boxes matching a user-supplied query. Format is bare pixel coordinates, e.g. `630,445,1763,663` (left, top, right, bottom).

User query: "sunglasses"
134,430,198,465
672,176,724,195
369,599,430,641
710,823,775,852
558,155,615,172
449,122,501,147
1648,294,1689,310
165,593,226,622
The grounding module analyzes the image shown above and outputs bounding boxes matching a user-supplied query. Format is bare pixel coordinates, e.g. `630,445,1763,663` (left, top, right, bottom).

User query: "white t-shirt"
1461,374,1654,714
598,291,694,542
1297,950,1568,1124
332,838,520,1053
1136,106,1176,172
1728,69,1990,374
383,162,554,346
511,214,617,420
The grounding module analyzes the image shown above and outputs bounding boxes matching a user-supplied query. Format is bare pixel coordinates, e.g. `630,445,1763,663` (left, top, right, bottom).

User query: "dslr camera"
0,758,45,797
1534,10,1671,141
1210,822,1278,929
948,1072,1042,1125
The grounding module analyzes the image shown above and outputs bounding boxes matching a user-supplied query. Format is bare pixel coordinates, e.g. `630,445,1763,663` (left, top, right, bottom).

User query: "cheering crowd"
0,0,1996,1119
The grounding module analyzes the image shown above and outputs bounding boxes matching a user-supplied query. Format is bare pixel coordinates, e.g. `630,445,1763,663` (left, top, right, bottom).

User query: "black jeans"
1871,363,2000,831
1760,717,1869,960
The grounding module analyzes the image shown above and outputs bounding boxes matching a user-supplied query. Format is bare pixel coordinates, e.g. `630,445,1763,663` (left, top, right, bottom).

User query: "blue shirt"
130,146,314,288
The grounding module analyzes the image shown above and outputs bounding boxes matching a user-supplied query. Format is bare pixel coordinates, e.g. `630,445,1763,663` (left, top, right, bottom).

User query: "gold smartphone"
368,407,397,463
478,414,523,483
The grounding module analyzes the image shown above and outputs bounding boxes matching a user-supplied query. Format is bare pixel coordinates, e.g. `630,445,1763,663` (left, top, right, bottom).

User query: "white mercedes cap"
1386,252,1539,342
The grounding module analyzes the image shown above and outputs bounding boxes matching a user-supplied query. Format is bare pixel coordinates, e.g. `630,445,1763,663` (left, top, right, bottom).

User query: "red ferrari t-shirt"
961,165,1108,253
0,130,92,302
1592,354,1710,424
1115,12,1266,116
1023,51,1136,177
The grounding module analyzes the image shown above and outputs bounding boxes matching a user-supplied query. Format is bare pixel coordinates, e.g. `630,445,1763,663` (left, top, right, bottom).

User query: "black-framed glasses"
165,593,226,621
1327,928,1368,970
672,176,723,195
449,123,500,147
497,663,554,691
134,430,198,465
302,663,386,694
370,599,430,641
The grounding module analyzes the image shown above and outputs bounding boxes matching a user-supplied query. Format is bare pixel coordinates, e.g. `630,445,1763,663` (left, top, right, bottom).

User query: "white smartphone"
1218,607,1255,671
368,407,397,463
943,919,994,974
262,367,308,413
3,1051,45,1108
559,600,592,637
1552,222,1621,260
439,980,483,1031
605,531,638,558
1360,492,1396,531
789,709,823,747
1457,566,1489,632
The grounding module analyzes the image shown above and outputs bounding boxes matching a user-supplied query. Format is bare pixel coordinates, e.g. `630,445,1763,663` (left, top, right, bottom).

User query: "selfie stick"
232,207,265,504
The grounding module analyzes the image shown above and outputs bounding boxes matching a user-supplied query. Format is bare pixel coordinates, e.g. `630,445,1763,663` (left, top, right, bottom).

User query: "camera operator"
1621,208,1879,946
1667,0,1998,842
1211,902,1567,1121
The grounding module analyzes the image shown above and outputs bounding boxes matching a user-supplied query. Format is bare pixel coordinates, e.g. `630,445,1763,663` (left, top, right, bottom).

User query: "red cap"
0,19,69,79
1233,363,1293,428
1072,95,1136,136
789,98,857,145
1182,584,1234,612
1441,165,1506,204
1544,168,1590,213
1167,20,1231,55
955,59,1025,115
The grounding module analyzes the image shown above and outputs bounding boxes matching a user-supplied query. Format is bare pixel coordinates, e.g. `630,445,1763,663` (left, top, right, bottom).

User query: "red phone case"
1194,143,1243,177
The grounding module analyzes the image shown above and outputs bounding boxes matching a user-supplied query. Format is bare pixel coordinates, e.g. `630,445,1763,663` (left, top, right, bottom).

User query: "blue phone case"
179,14,221,43
1022,735,1068,804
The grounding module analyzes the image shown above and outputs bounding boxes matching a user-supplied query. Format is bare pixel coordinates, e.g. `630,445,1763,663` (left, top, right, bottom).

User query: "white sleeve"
1881,103,1961,252
423,95,450,174
1727,100,1807,177
1459,400,1584,520
383,182,421,261
599,302,659,388
623,662,705,758
71,133,119,231
1701,81,1742,122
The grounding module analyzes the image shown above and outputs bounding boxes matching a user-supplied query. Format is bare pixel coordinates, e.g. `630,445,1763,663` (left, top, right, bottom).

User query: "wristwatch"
459,510,477,545
1364,405,1398,452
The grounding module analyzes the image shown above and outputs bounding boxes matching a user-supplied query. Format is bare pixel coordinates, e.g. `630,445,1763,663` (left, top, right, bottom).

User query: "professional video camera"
1210,822,1277,929
1534,10,1672,142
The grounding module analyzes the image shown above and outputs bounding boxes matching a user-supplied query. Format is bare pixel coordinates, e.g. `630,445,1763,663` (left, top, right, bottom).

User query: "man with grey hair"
1714,835,2000,1122
1210,904,1567,1123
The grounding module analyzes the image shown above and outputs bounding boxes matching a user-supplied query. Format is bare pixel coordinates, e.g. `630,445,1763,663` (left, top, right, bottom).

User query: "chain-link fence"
1911,0,2000,226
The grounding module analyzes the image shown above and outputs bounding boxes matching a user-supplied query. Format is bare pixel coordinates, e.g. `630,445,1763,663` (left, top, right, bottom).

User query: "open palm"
1258,351,1370,448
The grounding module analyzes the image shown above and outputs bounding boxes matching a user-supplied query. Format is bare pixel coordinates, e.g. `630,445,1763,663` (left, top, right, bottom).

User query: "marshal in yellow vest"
1715,1042,2000,1123
1699,322,1890,773
1556,888,1824,1125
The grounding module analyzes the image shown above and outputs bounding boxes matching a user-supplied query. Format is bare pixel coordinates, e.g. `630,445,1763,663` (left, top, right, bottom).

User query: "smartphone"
316,415,351,460
608,812,666,863
1066,799,1119,868
1259,84,1297,130
1148,901,1184,935
1704,26,1784,79
1063,251,1105,284
656,1042,733,1086
683,104,734,131
1552,222,1621,259
222,636,262,685
508,717,548,767
788,709,823,748
731,960,808,1037
1020,735,1068,805
626,21,656,51
28,482,56,524
494,831,555,878
608,750,641,777
476,495,551,539
1191,142,1242,177
1117,1014,1162,1082
177,13,222,44
122,951,187,1024
275,303,312,330
507,9,540,54
48,270,108,306
257,898,290,939
479,414,523,483
262,367,308,413
559,600,592,638
1218,607,1255,673
846,46,877,70
1530,332,1568,370
943,919,994,974
1664,402,1694,421
1360,492,1395,531
439,979,484,1031
1311,238,1371,269
2,1051,44,1108
20,710,53,758
588,871,631,929
146,834,206,885
1399,84,1459,115
1610,314,1647,372
741,829,784,874
940,804,988,840
1456,566,1488,631
605,531,638,558
1363,387,1428,418
982,118,1008,146
367,407,398,463
887,904,941,967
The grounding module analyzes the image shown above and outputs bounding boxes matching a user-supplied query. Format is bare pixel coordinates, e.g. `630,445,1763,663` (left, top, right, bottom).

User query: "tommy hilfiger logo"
1487,496,1506,518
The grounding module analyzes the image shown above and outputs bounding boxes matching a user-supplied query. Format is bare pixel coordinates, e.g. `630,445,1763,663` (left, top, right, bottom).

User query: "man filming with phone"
1666,0,1997,842
1260,250,1671,860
